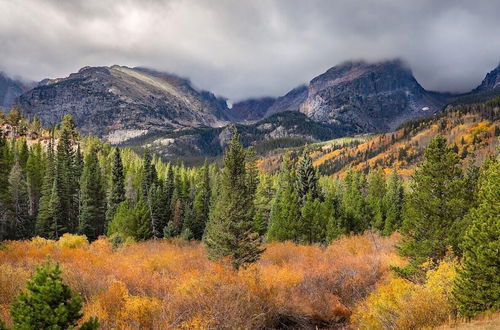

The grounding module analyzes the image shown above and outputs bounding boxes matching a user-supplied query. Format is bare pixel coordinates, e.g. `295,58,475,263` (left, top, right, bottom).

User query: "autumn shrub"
0,232,402,329
58,233,89,249
352,257,458,329
0,264,31,323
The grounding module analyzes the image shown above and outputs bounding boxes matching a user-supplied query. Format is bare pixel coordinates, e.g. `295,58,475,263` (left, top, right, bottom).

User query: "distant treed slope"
17,66,230,140
123,111,344,161
258,98,500,177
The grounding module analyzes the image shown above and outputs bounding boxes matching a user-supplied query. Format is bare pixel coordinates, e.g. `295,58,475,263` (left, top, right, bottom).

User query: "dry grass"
438,312,500,330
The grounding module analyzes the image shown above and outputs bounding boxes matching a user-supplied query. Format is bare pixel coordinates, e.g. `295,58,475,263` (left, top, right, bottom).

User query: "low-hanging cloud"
1,0,500,101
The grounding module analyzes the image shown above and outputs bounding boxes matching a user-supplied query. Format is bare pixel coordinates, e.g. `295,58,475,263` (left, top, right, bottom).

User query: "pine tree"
17,139,29,169
267,155,301,242
8,159,32,239
141,148,156,199
367,167,386,231
54,115,78,236
135,198,152,240
192,160,211,239
299,193,324,244
253,174,274,235
324,187,342,242
106,148,125,226
165,199,183,237
10,260,98,329
35,135,56,238
0,133,13,240
296,149,320,203
26,143,44,218
78,148,105,241
148,182,168,238
382,168,404,236
397,135,467,278
341,169,369,233
453,159,500,318
204,129,264,270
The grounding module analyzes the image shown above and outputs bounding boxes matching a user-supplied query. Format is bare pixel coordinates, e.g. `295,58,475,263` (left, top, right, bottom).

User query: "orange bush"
0,232,401,329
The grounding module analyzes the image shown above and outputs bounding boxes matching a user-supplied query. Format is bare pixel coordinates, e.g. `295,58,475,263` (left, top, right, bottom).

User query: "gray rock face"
231,59,451,132
17,66,230,137
298,60,450,132
0,72,32,110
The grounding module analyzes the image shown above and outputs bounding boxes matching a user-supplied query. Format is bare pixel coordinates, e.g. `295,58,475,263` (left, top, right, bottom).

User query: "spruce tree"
382,167,404,236
141,148,156,199
54,115,78,235
0,133,13,240
299,193,324,244
78,148,105,241
367,167,386,231
296,149,319,203
397,135,467,278
324,188,342,242
135,198,152,240
35,136,56,238
10,260,98,329
204,129,264,270
267,154,301,242
148,182,168,238
253,174,274,235
8,159,32,239
192,160,211,239
107,199,148,241
453,159,500,318
106,148,125,226
26,143,44,218
341,169,369,233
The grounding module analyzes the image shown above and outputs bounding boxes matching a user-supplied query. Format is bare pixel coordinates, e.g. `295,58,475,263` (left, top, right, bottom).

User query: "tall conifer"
204,130,264,270
453,159,500,318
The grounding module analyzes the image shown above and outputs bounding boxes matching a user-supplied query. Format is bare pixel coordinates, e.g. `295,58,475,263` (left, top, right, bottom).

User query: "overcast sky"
1,0,500,101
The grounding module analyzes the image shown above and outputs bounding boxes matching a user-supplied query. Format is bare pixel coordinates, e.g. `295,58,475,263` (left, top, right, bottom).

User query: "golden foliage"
58,233,89,249
0,233,402,329
352,258,458,330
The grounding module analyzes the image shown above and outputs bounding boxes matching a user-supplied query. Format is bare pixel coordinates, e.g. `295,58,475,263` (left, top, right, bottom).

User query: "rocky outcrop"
17,66,230,138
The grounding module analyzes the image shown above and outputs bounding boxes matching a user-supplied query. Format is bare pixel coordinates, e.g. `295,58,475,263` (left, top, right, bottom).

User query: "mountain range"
2,59,500,160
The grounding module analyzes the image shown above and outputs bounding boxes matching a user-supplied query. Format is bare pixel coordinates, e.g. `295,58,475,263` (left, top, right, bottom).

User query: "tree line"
0,112,498,319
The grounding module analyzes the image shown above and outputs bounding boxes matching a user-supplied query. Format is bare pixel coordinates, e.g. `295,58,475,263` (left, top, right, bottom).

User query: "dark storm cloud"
1,0,500,100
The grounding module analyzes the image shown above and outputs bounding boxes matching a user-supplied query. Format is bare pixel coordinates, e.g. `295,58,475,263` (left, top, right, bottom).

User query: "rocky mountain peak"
17,65,230,140
298,59,446,132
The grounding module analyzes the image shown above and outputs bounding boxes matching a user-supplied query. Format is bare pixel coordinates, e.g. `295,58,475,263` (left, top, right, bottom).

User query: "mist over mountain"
0,72,33,109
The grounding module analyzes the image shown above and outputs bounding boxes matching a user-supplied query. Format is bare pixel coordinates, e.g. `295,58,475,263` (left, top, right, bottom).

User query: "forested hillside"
259,97,500,177
0,103,498,329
